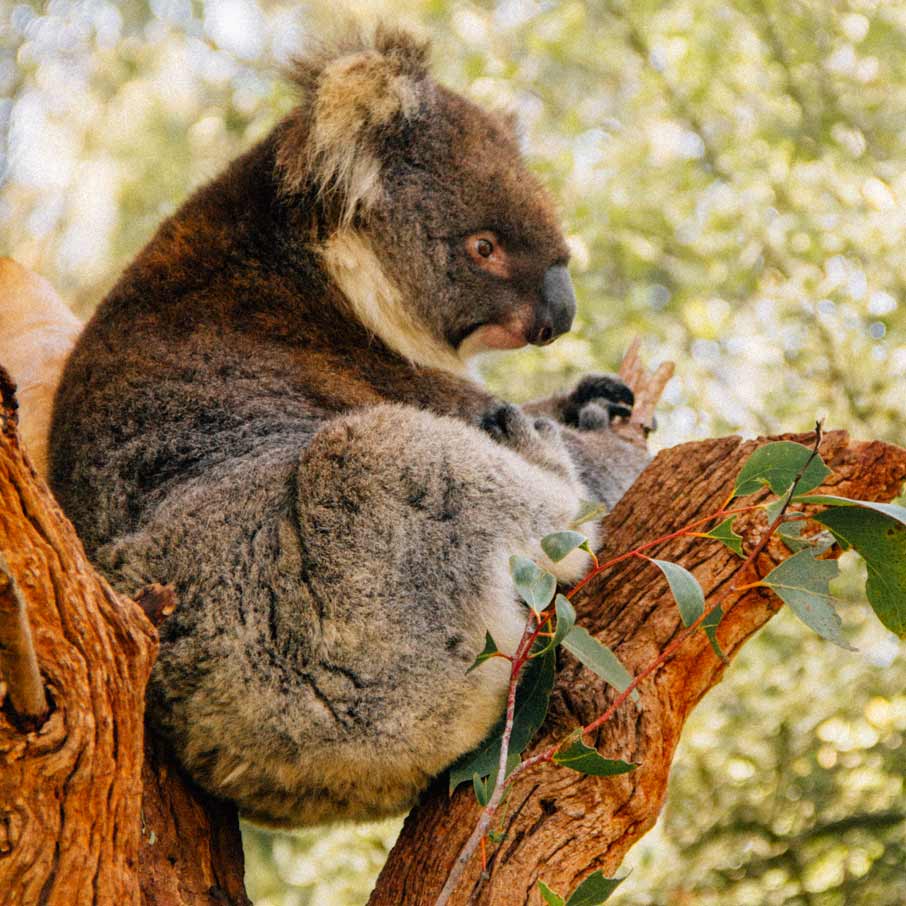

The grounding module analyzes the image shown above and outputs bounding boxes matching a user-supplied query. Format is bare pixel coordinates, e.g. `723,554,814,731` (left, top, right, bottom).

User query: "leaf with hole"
553,731,637,777
761,550,853,649
561,626,639,702
542,530,593,563
733,441,830,498
448,647,556,792
509,555,557,614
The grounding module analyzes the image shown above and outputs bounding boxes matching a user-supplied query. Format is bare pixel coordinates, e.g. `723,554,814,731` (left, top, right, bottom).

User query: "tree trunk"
1,364,904,905
0,370,249,906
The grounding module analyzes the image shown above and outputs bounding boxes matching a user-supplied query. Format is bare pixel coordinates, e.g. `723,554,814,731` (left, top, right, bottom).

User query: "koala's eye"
465,231,509,278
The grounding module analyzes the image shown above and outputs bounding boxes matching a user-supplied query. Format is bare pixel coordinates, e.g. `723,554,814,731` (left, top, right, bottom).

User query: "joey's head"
275,25,576,373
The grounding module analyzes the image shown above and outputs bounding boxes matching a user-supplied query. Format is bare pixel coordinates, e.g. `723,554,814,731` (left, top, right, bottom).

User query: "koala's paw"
562,374,634,431
479,403,573,478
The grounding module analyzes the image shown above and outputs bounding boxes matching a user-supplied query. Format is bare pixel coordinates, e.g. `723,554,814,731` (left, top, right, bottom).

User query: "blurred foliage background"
2,0,904,903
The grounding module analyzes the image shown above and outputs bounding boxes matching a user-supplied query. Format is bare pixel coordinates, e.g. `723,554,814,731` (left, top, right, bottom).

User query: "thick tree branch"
368,430,906,906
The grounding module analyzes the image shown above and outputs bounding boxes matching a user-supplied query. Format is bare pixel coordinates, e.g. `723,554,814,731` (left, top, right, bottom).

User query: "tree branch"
367,430,906,906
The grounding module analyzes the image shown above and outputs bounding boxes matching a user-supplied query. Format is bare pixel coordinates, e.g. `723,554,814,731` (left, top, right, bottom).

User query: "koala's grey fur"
49,25,649,827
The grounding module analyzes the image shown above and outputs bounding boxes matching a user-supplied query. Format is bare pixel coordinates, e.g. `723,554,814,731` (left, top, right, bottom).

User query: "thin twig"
433,615,538,906
0,553,48,725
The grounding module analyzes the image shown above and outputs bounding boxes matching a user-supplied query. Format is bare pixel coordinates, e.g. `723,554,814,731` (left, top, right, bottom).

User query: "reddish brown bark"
0,370,249,906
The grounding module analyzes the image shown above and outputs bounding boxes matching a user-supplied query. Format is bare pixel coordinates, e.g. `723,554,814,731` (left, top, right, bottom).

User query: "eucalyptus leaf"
650,559,705,627
703,517,744,557
552,731,638,776
538,882,566,906
510,555,557,614
535,594,577,656
761,550,853,649
466,631,500,674
448,647,556,792
702,604,726,662
565,870,627,906
561,627,639,703
472,773,490,806
813,506,906,638
733,441,830,498
571,499,609,528
542,530,589,563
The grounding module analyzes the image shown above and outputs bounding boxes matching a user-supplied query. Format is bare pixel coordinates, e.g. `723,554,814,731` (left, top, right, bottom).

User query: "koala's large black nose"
531,265,577,346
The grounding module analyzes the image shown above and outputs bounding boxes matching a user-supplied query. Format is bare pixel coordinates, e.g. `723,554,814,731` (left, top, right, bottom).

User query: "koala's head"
275,25,576,374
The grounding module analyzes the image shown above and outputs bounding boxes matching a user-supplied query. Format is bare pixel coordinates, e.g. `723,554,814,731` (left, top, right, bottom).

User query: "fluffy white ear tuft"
276,24,430,226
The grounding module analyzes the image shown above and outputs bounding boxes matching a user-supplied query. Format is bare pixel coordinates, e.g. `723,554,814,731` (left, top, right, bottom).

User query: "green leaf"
703,517,744,557
733,441,830,498
650,559,725,660
650,559,705,626
794,495,906,525
561,626,639,703
472,773,490,806
466,631,500,674
535,594,576,656
509,555,557,614
538,881,566,906
702,604,727,662
761,550,853,649
552,731,638,776
448,647,556,792
813,506,906,638
565,870,626,906
571,499,609,528
542,530,591,563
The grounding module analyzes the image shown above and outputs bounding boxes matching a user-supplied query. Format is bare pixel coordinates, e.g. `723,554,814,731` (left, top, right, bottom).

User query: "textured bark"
0,371,250,906
367,430,906,906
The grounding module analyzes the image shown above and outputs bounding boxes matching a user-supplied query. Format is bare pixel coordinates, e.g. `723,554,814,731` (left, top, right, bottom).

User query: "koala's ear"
276,24,430,226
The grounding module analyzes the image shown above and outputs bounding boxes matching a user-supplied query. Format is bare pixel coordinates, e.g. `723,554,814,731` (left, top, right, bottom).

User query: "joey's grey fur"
49,25,649,827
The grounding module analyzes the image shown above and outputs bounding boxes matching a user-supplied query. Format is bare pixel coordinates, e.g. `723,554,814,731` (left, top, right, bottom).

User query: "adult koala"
50,26,648,827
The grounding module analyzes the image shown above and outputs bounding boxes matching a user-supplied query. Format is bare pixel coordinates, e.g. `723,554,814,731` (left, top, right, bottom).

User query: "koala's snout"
531,265,576,346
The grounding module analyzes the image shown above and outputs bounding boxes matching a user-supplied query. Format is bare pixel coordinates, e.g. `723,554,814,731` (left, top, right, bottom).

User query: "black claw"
479,402,521,441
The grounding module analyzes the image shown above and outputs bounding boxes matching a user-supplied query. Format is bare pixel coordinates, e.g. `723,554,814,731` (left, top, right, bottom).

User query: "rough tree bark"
0,358,904,905
0,370,249,906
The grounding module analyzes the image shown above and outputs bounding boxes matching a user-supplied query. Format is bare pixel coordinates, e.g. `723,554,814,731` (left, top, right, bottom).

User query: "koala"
48,26,650,827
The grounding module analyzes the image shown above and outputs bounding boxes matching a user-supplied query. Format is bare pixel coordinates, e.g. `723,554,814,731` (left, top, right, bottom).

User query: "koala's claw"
563,374,635,430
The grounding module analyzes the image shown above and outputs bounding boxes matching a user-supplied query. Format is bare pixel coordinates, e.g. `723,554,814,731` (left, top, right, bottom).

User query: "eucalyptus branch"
436,427,830,903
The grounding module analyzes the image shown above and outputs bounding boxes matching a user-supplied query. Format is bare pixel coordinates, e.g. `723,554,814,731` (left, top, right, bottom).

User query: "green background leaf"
510,555,557,613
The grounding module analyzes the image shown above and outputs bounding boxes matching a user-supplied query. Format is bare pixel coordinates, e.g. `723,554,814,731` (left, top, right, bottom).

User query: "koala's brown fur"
49,25,648,827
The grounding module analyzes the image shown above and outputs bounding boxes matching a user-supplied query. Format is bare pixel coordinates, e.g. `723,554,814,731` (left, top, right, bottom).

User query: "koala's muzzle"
530,265,577,346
